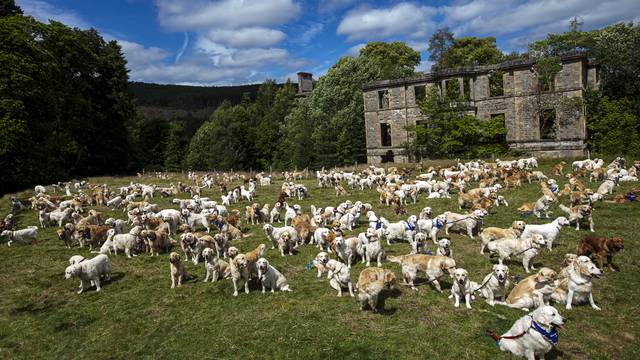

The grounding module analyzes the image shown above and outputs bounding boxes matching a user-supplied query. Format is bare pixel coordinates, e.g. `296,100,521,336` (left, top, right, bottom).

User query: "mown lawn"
0,159,639,359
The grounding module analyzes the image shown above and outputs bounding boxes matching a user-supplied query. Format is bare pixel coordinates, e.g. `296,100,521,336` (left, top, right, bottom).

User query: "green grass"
1,160,639,359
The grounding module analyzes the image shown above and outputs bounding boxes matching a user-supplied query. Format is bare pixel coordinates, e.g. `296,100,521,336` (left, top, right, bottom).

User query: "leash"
473,274,495,293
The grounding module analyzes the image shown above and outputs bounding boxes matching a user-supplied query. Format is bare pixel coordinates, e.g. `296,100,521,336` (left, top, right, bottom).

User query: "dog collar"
406,223,415,231
531,320,559,346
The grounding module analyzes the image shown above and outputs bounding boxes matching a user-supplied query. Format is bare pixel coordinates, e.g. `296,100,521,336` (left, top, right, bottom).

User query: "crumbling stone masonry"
362,52,598,164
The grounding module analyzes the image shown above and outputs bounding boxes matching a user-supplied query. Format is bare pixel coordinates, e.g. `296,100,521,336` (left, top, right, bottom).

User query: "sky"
16,0,640,86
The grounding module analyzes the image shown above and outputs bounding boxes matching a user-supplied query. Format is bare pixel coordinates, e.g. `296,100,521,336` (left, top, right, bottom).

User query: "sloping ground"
0,160,638,359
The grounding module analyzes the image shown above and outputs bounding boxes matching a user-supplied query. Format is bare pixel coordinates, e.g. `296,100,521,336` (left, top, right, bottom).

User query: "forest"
1,1,639,192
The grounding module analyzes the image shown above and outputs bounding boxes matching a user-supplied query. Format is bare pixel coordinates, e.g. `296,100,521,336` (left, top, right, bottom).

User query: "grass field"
1,159,639,360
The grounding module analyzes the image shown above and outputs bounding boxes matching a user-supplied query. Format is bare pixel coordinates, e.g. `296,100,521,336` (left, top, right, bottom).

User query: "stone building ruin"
362,51,599,163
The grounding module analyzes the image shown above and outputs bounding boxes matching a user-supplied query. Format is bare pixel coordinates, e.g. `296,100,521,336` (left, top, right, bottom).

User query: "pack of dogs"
2,156,637,359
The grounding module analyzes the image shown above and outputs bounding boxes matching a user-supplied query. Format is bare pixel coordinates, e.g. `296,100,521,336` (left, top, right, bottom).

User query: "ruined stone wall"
362,54,594,163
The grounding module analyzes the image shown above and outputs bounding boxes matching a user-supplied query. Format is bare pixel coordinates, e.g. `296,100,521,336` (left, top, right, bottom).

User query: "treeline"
0,6,135,193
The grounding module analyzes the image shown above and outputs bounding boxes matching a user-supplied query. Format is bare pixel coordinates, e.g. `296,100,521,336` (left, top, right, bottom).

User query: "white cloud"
416,60,434,73
205,27,286,48
446,0,640,37
295,23,324,45
175,32,189,63
17,0,90,28
337,3,437,41
156,0,300,31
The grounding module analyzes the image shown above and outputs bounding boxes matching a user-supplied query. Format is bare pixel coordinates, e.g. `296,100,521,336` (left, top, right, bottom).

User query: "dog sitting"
489,305,565,360
436,238,452,257
256,258,292,293
559,204,595,232
576,235,624,271
503,268,557,311
277,232,295,257
316,252,354,297
202,248,229,282
244,243,267,278
552,255,602,310
169,252,189,288
448,268,478,309
230,253,250,296
356,267,396,312
477,264,510,306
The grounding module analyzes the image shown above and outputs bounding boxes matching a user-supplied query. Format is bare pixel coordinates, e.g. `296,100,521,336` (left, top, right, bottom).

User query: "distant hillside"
128,81,302,136
128,82,266,135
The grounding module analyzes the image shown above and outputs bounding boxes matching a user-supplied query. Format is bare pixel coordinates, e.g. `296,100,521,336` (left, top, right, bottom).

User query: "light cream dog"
448,268,479,309
486,234,547,273
64,254,111,294
551,255,602,310
169,252,188,288
388,254,456,292
491,305,565,360
480,220,526,254
356,267,396,312
316,252,354,297
202,248,229,282
257,258,292,293
477,264,510,306
503,268,558,311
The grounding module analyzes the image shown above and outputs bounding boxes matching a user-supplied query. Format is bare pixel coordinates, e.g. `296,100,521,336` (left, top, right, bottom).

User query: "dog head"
562,253,578,268
556,216,570,226
511,220,526,231
257,257,269,274
440,257,457,275
262,224,274,236
579,205,592,216
384,270,397,290
606,237,624,253
316,251,330,265
227,246,239,259
437,238,451,252
574,256,602,279
492,264,509,283
531,234,547,248
233,254,248,269
535,267,557,284
532,305,565,330
421,207,433,218
169,252,181,265
64,264,81,279
414,232,428,243
452,268,469,287
202,248,215,262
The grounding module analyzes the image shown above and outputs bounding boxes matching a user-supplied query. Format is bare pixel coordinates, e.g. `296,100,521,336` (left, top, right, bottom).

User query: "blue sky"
16,0,640,86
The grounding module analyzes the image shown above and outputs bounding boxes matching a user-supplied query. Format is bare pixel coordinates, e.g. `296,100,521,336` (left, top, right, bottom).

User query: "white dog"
362,231,385,267
486,234,547,273
520,217,570,251
263,224,299,250
448,268,479,309
436,238,452,257
477,264,510,306
1,226,38,246
444,209,485,238
64,254,112,294
257,258,292,293
316,252,354,297
491,306,565,360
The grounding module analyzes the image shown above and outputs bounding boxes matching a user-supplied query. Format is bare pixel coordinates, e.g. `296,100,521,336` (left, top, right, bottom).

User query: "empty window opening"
414,85,426,103
378,90,389,109
446,78,461,100
540,109,557,140
463,77,471,100
489,70,504,97
381,150,395,163
380,123,392,147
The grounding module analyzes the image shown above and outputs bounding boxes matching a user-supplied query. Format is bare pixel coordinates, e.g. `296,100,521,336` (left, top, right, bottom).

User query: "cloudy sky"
16,0,640,86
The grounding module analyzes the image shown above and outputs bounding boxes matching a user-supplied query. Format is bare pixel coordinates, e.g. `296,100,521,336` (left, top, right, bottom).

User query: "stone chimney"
297,72,313,95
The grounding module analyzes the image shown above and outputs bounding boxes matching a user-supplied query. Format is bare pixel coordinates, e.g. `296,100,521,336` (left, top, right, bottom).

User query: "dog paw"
593,305,601,311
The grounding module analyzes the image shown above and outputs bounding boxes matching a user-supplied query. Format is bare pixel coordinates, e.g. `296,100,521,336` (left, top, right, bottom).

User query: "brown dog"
576,236,624,271
356,267,397,312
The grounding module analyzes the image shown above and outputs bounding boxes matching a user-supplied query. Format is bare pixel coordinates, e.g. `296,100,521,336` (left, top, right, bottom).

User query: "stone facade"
362,52,598,164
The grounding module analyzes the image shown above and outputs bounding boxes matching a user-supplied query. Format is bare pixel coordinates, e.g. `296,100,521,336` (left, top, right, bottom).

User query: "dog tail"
242,233,252,238
559,204,571,214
